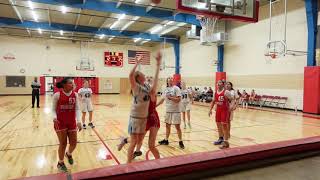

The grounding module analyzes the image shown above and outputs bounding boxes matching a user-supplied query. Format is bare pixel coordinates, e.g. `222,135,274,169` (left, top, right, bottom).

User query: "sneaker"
179,141,185,149
37,106,40,108
65,153,74,165
88,122,95,128
158,139,169,145
117,137,128,151
133,151,142,158
82,124,86,129
188,122,192,129
219,141,230,149
32,106,34,108
213,137,224,145
57,162,68,173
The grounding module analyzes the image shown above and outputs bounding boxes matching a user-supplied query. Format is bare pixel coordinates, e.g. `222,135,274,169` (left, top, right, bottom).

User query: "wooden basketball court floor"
1,95,320,179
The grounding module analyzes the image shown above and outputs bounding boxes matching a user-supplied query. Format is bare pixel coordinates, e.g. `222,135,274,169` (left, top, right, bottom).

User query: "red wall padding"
39,76,45,95
215,72,226,89
303,66,320,114
173,74,181,86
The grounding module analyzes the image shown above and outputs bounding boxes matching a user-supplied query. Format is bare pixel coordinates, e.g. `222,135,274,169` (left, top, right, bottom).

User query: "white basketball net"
197,15,218,43
265,40,287,58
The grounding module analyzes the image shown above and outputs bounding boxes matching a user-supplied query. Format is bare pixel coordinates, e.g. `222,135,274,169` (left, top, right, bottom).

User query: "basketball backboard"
177,0,259,23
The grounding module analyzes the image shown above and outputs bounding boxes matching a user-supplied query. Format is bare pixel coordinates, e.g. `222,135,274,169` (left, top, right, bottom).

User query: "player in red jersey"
52,77,82,172
209,80,233,149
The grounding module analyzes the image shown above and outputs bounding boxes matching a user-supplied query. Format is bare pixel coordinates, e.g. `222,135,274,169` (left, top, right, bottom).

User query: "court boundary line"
92,128,121,165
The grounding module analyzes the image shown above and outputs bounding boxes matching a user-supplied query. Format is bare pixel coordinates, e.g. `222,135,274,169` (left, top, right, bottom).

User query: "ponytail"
56,82,63,88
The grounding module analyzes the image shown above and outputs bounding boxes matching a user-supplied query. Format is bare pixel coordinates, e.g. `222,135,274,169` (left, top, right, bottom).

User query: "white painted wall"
0,36,155,77
225,0,307,75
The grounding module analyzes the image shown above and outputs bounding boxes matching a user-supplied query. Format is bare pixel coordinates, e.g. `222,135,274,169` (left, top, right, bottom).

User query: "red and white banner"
2,53,15,61
104,52,123,67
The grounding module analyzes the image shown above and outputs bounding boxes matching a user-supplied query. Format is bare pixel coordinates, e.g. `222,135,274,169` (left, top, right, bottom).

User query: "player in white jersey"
225,81,239,139
180,82,193,129
157,77,184,149
78,80,95,129
126,52,162,163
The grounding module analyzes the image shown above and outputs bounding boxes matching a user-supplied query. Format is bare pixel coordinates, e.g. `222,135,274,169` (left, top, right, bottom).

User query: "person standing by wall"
31,77,41,108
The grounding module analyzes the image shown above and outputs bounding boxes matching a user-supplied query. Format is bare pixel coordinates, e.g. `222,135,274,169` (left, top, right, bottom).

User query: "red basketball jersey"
56,91,76,123
214,89,229,110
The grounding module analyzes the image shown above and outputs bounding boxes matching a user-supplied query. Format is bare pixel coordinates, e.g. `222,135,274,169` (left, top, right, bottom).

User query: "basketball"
151,0,161,4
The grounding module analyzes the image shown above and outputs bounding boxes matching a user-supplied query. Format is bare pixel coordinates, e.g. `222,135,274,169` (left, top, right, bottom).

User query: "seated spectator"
241,90,249,108
203,87,214,103
200,87,208,102
207,87,213,97
249,90,256,104
193,88,201,101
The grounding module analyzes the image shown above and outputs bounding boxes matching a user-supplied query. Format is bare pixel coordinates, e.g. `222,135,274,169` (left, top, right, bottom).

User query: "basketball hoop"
264,40,286,58
197,15,218,45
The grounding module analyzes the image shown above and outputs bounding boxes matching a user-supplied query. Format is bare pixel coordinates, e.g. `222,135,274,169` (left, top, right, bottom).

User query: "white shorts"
180,103,191,112
81,101,93,112
165,112,181,125
128,116,147,134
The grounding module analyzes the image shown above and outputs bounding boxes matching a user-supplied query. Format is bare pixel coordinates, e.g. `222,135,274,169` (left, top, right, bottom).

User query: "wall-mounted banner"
104,52,123,67
2,53,16,61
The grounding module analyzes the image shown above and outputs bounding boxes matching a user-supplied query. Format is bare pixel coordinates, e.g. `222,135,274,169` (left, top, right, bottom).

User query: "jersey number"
69,98,76,105
182,94,188,99
218,96,224,102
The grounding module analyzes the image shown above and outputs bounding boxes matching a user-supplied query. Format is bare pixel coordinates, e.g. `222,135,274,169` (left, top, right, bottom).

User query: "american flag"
128,50,150,65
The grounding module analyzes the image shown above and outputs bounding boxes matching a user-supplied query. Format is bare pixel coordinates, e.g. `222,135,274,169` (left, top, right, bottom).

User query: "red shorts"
146,111,160,131
215,108,230,124
54,119,77,132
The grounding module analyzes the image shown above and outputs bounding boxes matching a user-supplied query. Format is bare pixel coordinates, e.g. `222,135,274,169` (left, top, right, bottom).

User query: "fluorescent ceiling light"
28,1,34,10
141,39,151,44
134,38,141,43
110,14,126,29
109,36,115,41
150,26,164,34
31,11,38,21
99,34,105,39
61,6,67,14
120,16,139,31
135,0,144,4
119,14,126,20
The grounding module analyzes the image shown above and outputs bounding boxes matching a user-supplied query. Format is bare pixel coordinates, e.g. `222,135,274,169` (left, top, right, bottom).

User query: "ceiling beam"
9,0,23,23
87,16,93,26
74,9,81,29
9,0,31,36
116,2,122,8
47,9,51,26
28,0,200,26
0,17,178,44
